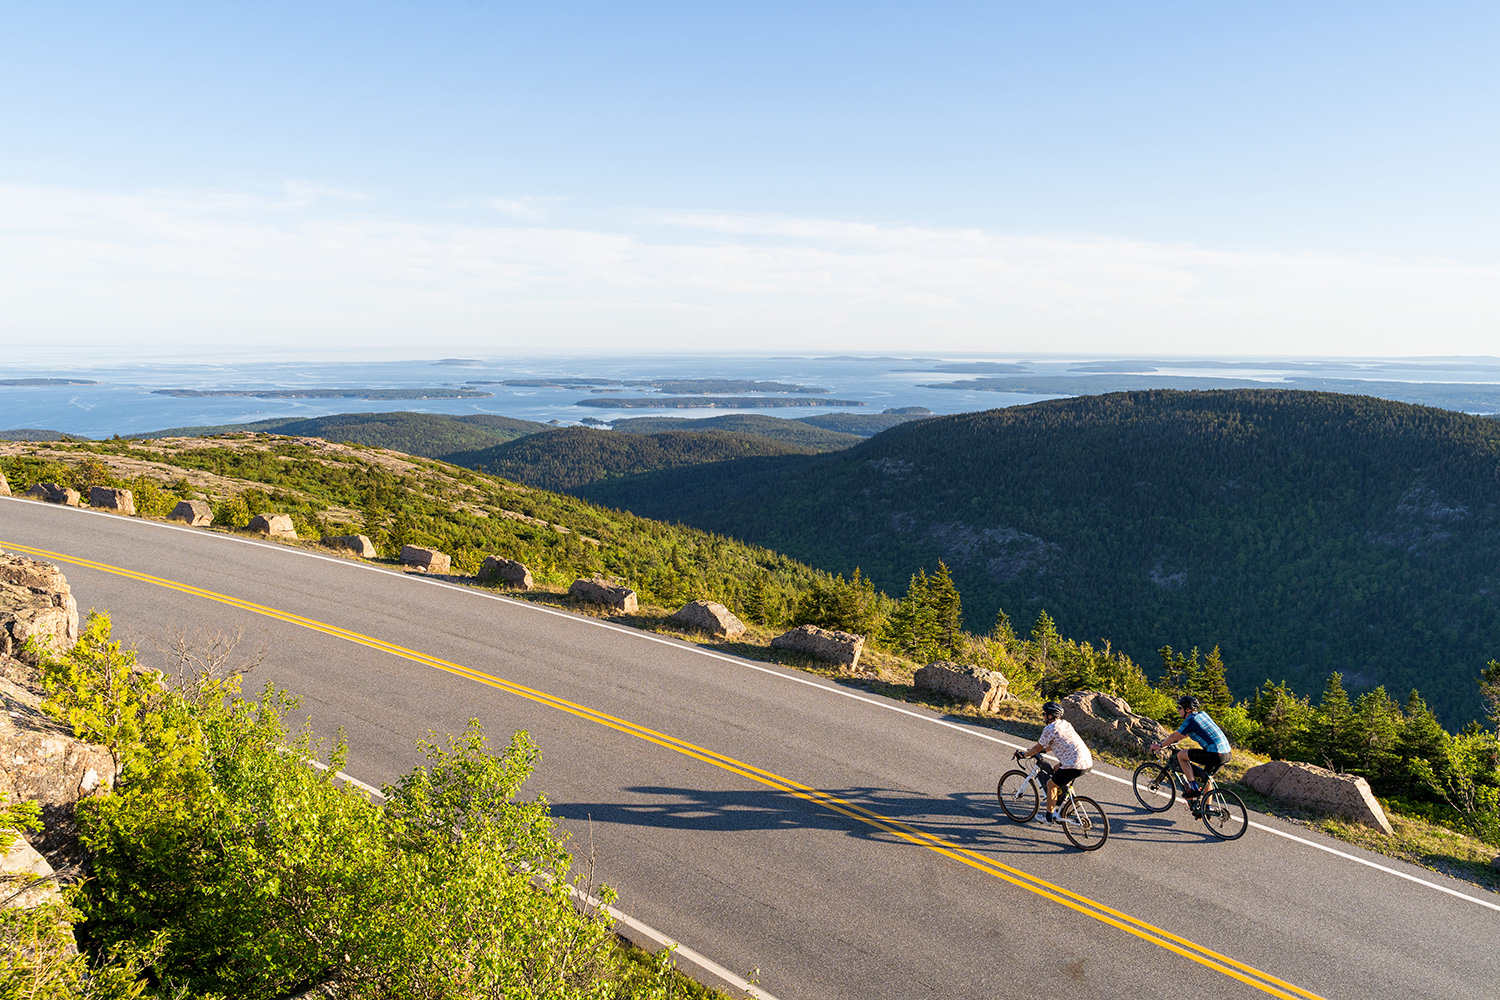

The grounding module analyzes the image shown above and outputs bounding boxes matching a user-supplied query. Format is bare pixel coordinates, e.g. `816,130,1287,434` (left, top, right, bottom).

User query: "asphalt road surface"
5,496,1498,1000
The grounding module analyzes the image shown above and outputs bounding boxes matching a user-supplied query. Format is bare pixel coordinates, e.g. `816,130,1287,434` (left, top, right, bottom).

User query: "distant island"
576,397,864,409
505,378,829,394
0,378,99,386
152,388,493,399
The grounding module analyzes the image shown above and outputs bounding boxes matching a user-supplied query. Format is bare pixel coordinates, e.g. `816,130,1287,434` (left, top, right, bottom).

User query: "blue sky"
3,3,1498,359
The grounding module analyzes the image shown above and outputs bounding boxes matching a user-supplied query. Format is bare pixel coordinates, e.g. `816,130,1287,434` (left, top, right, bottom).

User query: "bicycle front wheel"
1200,789,1248,840
997,770,1039,822
1060,796,1109,851
1132,762,1176,812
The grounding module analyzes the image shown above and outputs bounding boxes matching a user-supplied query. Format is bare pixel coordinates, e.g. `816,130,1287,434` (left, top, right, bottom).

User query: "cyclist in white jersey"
1016,701,1094,824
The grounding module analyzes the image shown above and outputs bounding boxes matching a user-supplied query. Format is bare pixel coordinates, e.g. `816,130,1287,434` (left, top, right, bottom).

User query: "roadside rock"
479,556,533,590
1242,760,1394,834
2,832,65,911
326,534,377,559
89,486,135,515
1061,691,1170,755
0,468,10,496
0,554,79,663
168,499,214,526
771,624,864,670
914,661,1012,711
0,672,116,865
400,545,451,574
569,578,638,613
248,513,298,540
23,483,81,507
668,600,745,638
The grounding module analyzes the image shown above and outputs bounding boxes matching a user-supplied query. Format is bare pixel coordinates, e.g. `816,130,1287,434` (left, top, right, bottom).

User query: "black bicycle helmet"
1042,700,1063,719
1178,695,1201,713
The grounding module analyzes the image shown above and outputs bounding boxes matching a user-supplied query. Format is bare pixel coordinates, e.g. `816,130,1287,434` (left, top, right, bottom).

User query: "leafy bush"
34,613,703,998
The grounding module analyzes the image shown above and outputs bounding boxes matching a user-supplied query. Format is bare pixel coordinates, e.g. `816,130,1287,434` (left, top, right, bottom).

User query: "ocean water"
3,352,1499,440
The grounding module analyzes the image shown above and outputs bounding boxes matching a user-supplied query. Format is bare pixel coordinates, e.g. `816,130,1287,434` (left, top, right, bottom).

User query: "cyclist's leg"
1190,750,1231,792
1051,768,1084,816
1176,747,1200,791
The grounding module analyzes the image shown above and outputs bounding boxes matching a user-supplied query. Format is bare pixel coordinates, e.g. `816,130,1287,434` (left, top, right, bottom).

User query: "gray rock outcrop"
248,513,298,540
23,483,81,507
479,556,533,589
569,578,638,613
1241,760,1394,834
0,554,79,663
0,468,10,496
0,673,115,863
89,487,135,515
326,534,377,558
1060,691,1171,754
168,499,214,526
668,600,745,638
400,545,452,574
914,661,1012,711
770,624,864,669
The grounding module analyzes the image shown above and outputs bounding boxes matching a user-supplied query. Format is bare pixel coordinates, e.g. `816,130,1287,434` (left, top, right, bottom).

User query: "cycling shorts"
1186,749,1231,778
1048,767,1086,790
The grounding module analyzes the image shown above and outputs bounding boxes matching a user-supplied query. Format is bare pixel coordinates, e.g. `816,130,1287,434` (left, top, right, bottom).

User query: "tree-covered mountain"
581,389,1500,725
446,426,820,492
606,414,864,449
138,411,552,456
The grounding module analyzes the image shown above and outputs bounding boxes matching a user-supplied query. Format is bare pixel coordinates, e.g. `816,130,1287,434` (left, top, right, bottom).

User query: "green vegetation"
579,389,1500,727
5,612,717,998
919,373,1500,412
575,397,864,409
610,414,864,449
449,427,819,492
135,411,552,456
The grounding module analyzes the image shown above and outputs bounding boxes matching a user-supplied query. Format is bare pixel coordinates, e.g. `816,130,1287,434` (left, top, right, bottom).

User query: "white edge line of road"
13,498,1500,923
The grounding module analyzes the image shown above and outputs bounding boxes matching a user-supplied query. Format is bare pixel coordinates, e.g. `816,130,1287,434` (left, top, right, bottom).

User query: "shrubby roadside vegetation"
5,612,716,999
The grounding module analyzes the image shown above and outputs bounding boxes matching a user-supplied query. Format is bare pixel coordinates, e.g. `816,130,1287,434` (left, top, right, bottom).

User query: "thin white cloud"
1,181,1497,357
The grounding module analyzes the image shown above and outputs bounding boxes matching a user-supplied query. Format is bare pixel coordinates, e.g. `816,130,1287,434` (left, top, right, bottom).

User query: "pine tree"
1397,689,1452,795
1350,686,1402,791
1314,672,1354,772
1199,646,1234,714
927,561,963,657
1031,610,1060,660
1249,680,1312,761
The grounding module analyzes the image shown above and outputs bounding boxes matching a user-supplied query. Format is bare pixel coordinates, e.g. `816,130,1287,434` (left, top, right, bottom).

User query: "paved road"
5,497,1498,1000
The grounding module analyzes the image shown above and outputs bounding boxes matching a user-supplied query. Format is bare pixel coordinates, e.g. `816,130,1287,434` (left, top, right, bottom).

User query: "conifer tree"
1250,680,1312,761
927,561,963,657
1199,646,1234,713
1031,610,1060,660
1350,687,1403,790
1397,689,1452,793
1314,672,1354,771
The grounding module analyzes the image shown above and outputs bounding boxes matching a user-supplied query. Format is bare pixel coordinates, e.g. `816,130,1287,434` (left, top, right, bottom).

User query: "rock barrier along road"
4,496,1498,1000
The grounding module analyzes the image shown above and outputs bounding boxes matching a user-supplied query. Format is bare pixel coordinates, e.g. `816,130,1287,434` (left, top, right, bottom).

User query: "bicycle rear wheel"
996,770,1039,822
1132,762,1176,812
1200,789,1248,840
1060,796,1109,850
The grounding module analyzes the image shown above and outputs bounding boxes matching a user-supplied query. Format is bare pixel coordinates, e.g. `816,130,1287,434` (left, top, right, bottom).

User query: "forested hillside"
581,389,1500,725
446,426,820,491
608,414,865,449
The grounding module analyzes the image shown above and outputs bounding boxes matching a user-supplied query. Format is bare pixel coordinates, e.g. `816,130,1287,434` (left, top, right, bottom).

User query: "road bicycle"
995,752,1109,850
1131,751,1249,840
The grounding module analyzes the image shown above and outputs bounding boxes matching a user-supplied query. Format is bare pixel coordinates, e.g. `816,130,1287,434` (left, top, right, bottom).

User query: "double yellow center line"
7,541,1324,1000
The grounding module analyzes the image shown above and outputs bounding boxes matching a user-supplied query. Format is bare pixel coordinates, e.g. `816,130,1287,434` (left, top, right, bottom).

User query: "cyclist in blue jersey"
1149,695,1232,799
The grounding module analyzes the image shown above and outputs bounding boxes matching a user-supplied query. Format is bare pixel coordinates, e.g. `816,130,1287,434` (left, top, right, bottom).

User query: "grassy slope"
445,426,820,492
136,411,552,456
581,389,1500,726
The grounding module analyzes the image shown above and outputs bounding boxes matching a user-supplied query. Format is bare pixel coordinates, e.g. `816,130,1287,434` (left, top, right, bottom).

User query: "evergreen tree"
744,576,768,626
1313,673,1354,772
885,570,939,663
927,561,963,657
1397,689,1452,794
1249,680,1312,761
991,607,1016,646
1350,686,1403,791
1481,659,1500,733
1199,646,1234,714
1031,610,1060,660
